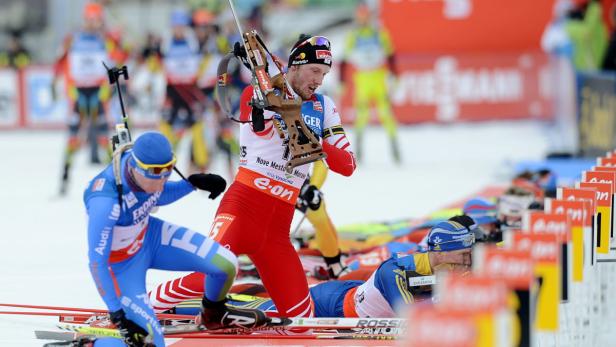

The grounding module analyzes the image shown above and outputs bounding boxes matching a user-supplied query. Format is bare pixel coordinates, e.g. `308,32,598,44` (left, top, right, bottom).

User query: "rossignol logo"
223,313,256,327
356,319,406,328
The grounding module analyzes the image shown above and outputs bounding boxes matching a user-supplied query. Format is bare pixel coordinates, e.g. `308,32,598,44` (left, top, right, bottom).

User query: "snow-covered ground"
0,121,551,346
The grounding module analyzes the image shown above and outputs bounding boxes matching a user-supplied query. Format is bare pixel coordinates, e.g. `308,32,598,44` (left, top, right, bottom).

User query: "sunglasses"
290,36,331,55
131,153,176,179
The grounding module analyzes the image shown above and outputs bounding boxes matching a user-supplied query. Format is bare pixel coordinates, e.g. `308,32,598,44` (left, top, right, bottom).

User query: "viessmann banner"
337,0,556,124
340,52,553,124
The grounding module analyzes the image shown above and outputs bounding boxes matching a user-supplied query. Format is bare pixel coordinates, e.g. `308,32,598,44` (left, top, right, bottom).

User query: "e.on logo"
443,281,505,312
597,191,609,201
515,236,558,262
413,311,476,345
554,206,583,223
253,177,294,201
531,219,568,236
486,255,533,280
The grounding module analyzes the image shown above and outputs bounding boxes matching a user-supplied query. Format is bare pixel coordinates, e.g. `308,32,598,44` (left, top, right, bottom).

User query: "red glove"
322,141,356,177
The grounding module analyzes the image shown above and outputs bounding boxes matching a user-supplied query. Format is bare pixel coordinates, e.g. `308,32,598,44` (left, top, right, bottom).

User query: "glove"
188,173,227,199
110,309,149,347
233,41,251,70
296,184,322,212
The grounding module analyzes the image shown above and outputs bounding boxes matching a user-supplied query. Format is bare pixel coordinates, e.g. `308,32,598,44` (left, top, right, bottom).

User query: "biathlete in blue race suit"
83,132,267,347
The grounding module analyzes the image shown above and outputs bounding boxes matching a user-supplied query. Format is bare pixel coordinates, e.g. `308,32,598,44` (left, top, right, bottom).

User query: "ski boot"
197,296,270,330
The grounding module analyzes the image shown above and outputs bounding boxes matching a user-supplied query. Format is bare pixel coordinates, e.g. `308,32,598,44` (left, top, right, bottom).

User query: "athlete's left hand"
297,185,322,211
188,173,227,199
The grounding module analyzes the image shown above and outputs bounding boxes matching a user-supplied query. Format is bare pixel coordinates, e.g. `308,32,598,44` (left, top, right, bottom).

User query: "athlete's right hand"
110,309,149,347
188,173,227,199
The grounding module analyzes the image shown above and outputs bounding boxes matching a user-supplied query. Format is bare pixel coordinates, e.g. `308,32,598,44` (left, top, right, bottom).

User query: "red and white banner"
340,52,553,124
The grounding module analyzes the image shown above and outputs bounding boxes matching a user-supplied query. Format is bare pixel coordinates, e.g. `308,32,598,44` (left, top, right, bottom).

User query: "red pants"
153,180,312,318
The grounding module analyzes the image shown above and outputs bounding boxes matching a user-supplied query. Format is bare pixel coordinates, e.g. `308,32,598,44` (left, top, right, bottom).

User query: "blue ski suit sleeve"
157,180,194,206
86,196,122,312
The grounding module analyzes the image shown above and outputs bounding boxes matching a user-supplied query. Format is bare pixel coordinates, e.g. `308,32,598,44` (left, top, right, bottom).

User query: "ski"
55,316,407,337
0,303,106,313
35,328,398,342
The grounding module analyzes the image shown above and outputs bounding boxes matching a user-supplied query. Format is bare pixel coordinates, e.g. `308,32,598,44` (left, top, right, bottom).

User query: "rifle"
102,63,190,209
216,0,326,174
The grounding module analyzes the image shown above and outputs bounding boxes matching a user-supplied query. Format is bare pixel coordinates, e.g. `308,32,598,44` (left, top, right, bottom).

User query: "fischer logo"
254,177,295,201
532,218,567,235
392,56,524,121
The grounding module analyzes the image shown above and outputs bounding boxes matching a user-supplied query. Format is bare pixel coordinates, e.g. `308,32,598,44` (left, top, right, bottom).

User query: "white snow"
0,121,551,346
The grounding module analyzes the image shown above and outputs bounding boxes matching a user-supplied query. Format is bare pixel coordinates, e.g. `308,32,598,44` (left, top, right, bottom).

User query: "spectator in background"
340,2,400,164
566,0,608,71
541,0,579,156
53,2,120,195
602,3,616,70
0,30,31,69
140,32,162,64
159,9,208,174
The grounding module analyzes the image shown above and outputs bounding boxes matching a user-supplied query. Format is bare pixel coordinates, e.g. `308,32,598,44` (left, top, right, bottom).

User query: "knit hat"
288,34,332,67
129,132,175,178
427,221,475,252
463,197,498,225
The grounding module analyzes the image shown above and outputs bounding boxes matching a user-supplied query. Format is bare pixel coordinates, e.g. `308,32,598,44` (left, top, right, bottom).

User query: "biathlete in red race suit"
149,34,356,320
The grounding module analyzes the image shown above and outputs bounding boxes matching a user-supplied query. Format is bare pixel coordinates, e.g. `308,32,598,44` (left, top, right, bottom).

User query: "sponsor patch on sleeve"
92,178,106,192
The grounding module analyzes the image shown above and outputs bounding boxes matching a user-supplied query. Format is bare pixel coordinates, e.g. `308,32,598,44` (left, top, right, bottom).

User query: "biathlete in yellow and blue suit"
164,219,475,318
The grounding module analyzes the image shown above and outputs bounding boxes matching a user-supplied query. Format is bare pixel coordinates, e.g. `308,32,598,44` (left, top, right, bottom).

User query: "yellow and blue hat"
427,221,475,252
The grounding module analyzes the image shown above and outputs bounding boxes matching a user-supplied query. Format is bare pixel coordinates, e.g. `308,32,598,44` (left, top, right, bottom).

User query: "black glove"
296,184,322,212
110,309,149,347
251,106,265,132
188,173,227,199
233,41,251,70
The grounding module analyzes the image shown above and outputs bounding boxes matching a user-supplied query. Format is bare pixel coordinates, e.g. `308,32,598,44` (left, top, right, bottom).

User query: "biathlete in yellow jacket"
341,3,400,164
296,160,348,279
